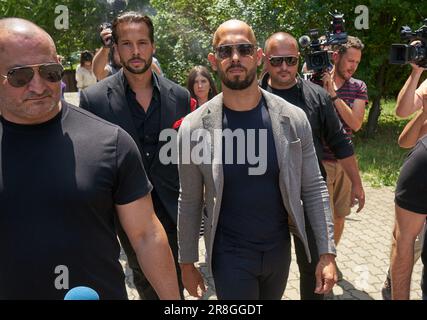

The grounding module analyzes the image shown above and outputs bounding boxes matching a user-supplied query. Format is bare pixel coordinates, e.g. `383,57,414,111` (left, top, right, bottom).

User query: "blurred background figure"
186,65,218,107
76,50,97,93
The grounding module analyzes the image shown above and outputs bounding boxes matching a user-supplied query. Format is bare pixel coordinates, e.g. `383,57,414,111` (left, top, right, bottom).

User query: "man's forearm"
333,99,363,131
396,69,423,118
135,226,181,299
92,47,110,80
337,155,363,187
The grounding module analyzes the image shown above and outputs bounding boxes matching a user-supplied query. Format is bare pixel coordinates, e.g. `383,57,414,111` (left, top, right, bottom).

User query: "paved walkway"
64,93,422,300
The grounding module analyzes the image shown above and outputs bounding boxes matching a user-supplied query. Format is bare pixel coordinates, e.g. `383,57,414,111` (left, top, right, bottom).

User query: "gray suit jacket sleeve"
177,118,204,263
299,115,336,256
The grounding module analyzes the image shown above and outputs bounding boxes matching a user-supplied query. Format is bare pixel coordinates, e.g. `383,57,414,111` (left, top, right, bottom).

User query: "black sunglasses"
1,63,64,88
268,56,299,67
214,43,256,60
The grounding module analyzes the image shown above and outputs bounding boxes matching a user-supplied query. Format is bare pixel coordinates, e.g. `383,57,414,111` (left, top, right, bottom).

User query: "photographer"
321,36,368,247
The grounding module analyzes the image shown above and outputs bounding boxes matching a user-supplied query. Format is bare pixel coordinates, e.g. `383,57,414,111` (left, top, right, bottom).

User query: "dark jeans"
293,219,324,300
212,235,291,300
116,211,184,300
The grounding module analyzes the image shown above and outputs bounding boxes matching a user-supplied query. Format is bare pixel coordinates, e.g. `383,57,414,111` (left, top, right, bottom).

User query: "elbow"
352,121,363,132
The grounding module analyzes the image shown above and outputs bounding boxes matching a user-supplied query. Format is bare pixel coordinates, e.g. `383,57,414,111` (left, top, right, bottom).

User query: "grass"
353,100,411,188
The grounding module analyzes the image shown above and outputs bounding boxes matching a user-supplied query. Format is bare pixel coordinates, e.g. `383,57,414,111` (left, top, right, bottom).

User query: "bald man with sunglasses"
178,21,337,300
260,32,364,300
0,18,179,299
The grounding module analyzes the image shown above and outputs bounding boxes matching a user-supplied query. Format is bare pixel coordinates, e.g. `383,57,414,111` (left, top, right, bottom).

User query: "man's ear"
256,47,263,67
208,53,217,71
332,51,340,64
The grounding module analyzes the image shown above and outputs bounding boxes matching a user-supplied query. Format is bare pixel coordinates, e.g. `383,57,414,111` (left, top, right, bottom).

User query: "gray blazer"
177,89,336,273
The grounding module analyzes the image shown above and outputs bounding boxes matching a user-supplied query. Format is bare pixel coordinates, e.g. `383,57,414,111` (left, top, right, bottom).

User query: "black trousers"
116,211,184,300
212,235,291,300
293,219,323,300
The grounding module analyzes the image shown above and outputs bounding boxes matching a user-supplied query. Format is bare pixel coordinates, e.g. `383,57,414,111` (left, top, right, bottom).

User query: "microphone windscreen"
64,286,100,300
299,35,311,48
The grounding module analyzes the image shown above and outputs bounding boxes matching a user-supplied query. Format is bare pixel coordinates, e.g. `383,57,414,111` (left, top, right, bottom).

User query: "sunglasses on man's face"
1,63,64,88
268,56,299,67
214,43,256,60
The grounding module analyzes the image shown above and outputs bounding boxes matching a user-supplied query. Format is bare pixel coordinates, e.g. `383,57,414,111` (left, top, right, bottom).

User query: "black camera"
300,11,348,74
390,19,427,68
99,22,113,47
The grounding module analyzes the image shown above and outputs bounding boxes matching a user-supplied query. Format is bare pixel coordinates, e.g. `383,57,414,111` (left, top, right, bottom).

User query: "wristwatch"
330,95,339,102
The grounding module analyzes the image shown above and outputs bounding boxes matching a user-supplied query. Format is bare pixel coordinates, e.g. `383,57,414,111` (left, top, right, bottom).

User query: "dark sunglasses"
268,56,299,67
214,43,256,60
1,63,64,88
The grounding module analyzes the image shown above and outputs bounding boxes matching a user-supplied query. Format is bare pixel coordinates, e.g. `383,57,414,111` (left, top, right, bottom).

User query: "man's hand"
180,263,206,298
100,27,113,48
322,71,336,97
351,183,365,212
314,254,337,295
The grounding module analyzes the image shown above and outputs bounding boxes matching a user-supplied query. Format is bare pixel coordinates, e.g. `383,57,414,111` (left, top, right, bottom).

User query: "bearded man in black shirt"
0,18,179,300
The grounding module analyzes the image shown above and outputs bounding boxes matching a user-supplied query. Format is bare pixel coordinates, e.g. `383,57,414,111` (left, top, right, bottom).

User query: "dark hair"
334,36,364,55
186,66,218,102
112,11,154,43
80,50,93,66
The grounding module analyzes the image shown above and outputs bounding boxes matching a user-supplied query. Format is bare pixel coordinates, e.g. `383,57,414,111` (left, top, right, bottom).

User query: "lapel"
107,70,143,153
201,94,224,200
261,90,291,193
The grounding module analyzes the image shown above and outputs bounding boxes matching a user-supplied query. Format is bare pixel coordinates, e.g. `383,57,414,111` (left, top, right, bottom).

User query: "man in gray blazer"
177,20,337,300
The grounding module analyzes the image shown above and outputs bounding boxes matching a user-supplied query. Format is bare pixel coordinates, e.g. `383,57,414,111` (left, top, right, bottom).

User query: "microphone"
64,286,100,300
299,35,311,48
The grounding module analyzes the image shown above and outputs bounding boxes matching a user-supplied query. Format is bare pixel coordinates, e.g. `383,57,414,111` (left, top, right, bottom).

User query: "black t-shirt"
216,97,289,252
0,103,152,299
268,84,300,107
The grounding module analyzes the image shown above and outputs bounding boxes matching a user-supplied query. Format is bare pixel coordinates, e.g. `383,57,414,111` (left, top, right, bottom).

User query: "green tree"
151,0,427,136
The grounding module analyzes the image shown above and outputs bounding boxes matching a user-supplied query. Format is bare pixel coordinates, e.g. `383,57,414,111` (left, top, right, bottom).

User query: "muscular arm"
116,195,180,300
92,47,110,81
396,66,425,118
398,107,427,148
391,204,426,299
337,155,365,212
333,98,365,132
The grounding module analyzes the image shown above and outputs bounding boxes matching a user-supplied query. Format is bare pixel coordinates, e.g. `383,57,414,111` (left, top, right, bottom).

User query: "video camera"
390,19,427,68
299,11,348,74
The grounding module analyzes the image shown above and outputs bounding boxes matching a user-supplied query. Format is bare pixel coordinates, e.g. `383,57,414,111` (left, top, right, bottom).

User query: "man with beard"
321,36,368,247
79,11,191,300
177,20,337,300
0,17,179,299
260,32,365,299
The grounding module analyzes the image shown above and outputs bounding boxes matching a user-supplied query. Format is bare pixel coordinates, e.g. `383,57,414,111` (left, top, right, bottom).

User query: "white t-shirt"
75,65,97,90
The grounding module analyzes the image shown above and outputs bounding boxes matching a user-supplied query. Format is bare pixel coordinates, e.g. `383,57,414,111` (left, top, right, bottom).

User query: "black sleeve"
113,128,153,205
319,93,354,159
395,139,427,214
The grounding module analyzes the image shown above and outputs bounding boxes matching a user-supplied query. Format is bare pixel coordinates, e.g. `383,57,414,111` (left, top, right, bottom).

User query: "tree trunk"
366,62,387,137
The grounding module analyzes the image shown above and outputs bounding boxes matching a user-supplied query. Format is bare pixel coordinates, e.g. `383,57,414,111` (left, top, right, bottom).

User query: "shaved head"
213,19,257,47
0,18,57,60
264,32,298,55
0,18,61,125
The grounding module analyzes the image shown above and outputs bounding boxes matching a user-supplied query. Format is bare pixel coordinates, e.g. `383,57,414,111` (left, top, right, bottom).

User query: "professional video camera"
299,11,348,78
99,0,128,47
390,19,427,68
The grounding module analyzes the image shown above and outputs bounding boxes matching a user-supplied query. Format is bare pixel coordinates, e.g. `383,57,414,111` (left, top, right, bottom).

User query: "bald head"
264,32,298,55
213,19,256,47
0,18,57,58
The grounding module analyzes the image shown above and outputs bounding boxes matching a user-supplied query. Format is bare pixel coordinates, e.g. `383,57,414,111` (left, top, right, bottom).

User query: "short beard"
122,55,153,75
218,65,257,90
